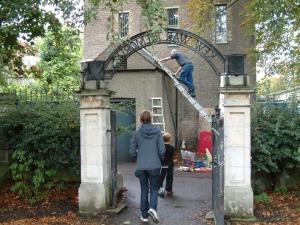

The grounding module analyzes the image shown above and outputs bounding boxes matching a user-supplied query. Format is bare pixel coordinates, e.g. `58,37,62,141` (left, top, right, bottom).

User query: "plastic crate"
183,160,205,168
183,159,195,167
195,161,205,168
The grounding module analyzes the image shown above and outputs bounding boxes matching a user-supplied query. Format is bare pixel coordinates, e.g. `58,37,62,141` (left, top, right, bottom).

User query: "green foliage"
1,27,82,95
0,0,82,77
257,75,291,97
187,0,214,33
0,66,8,88
257,76,272,97
32,27,82,93
0,42,36,91
0,0,82,48
1,0,166,88
243,0,300,83
136,0,166,33
275,185,288,194
255,192,271,204
251,103,300,188
0,102,80,202
10,149,51,204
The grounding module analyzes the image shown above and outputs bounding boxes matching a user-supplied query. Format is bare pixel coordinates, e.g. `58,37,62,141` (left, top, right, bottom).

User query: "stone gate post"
78,88,113,214
220,87,254,217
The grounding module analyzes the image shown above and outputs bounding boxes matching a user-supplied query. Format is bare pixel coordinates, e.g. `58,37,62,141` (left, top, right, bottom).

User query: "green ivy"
274,185,288,194
0,102,80,202
254,192,271,204
251,103,300,188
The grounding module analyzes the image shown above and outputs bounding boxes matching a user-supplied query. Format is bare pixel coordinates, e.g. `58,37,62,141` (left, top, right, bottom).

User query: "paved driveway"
109,163,212,225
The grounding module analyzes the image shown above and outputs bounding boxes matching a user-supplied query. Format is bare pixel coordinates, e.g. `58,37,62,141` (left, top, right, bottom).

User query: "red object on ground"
197,131,212,155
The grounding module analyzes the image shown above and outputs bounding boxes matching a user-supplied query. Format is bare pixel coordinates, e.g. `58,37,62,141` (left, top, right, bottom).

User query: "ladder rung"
151,97,162,100
153,122,163,125
138,48,211,123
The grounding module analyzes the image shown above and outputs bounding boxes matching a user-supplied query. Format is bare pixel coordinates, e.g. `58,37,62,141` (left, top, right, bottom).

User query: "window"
215,5,227,43
119,12,129,38
166,8,179,28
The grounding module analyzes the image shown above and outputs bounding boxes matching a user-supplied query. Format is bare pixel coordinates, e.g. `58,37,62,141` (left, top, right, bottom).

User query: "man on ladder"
159,49,196,97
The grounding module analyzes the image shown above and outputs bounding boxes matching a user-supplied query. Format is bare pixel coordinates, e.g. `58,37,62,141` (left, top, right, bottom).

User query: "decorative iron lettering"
104,28,226,79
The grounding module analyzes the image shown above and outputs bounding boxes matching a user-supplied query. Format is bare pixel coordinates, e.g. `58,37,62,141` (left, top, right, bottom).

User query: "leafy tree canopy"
0,0,165,87
244,0,300,83
33,27,82,93
0,0,82,86
0,0,82,54
257,75,290,97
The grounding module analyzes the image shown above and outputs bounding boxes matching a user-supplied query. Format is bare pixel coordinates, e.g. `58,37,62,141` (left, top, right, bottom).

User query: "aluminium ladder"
151,97,166,133
136,47,212,123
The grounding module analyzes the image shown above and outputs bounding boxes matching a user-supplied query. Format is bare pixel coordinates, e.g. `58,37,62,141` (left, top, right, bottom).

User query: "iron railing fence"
0,87,78,105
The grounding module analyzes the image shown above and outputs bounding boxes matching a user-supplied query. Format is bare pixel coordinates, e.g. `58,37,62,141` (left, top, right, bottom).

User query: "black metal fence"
0,88,78,105
211,108,224,225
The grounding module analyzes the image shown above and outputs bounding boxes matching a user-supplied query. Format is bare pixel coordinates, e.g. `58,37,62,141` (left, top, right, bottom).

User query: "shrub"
251,103,300,190
255,192,271,204
0,102,80,202
274,185,288,194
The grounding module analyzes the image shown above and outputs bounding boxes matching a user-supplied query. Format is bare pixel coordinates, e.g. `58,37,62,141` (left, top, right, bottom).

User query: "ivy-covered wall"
251,103,300,193
0,102,80,203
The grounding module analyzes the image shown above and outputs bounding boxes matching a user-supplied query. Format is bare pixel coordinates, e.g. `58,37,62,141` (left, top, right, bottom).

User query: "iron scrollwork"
104,28,226,79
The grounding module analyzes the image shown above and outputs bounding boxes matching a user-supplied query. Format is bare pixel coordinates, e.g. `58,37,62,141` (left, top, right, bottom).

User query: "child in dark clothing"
158,132,175,197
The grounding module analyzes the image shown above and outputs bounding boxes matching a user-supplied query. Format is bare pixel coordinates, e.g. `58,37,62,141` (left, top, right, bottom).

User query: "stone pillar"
78,88,113,214
220,88,254,217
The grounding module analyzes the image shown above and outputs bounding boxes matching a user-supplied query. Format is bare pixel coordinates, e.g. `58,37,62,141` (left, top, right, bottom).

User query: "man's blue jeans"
135,169,160,218
179,63,195,91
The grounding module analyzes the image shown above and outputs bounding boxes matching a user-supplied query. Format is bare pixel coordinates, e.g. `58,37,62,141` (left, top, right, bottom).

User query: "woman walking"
130,110,165,224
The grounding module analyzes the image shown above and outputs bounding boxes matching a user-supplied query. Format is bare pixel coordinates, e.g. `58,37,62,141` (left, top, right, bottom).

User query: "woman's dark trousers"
136,169,160,218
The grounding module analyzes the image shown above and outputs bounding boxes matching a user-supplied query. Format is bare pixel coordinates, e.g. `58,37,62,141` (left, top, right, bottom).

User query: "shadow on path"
110,163,212,225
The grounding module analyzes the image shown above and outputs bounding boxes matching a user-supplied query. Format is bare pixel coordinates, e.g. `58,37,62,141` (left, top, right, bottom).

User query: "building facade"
83,0,255,153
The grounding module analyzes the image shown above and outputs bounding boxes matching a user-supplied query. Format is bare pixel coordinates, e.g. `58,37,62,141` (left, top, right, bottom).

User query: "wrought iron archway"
103,28,226,79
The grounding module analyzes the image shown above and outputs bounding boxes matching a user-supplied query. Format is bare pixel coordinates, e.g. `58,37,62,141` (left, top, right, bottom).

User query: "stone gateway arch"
79,28,254,223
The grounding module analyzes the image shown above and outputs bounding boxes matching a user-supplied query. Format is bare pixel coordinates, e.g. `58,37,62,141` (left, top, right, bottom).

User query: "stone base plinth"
224,186,253,217
79,181,112,215
221,75,249,87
